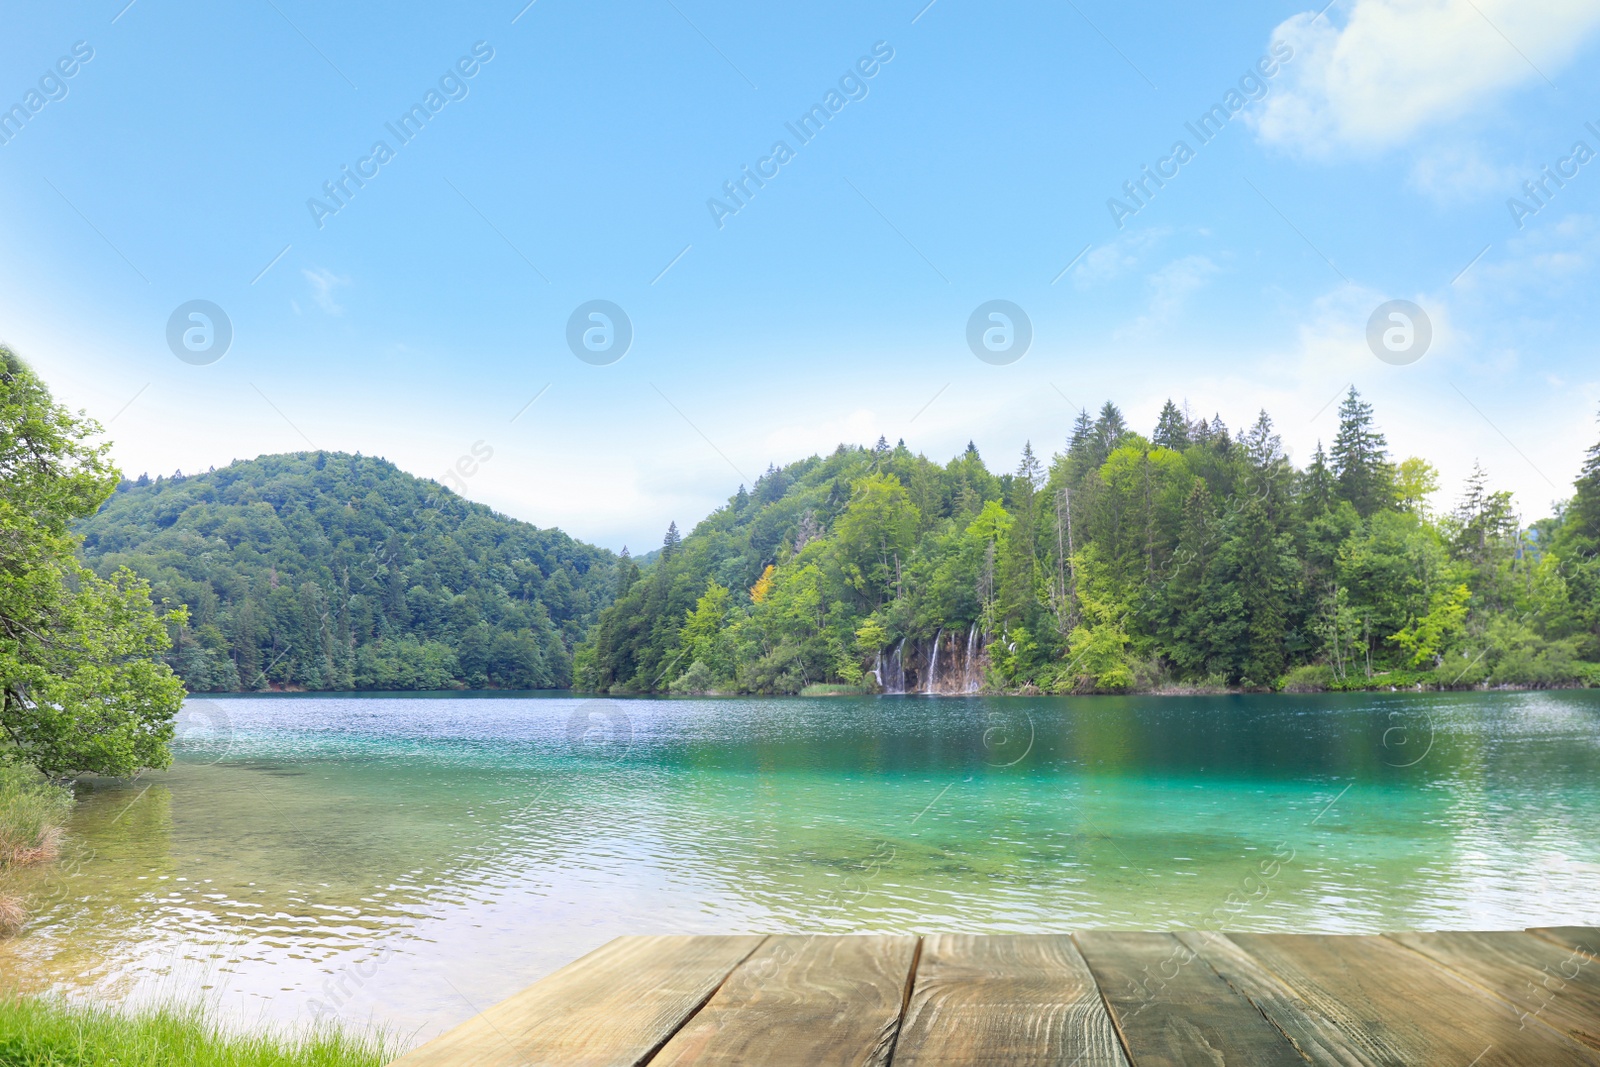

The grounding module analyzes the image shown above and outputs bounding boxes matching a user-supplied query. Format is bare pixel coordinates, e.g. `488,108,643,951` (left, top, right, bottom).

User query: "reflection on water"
0,690,1596,1045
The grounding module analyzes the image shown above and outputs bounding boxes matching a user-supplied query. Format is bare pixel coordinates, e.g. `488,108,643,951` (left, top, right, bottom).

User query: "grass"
0,763,77,934
0,996,398,1067
0,764,74,868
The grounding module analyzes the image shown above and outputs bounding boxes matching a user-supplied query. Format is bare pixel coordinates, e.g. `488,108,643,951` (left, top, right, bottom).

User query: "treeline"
576,389,1600,694
77,453,615,692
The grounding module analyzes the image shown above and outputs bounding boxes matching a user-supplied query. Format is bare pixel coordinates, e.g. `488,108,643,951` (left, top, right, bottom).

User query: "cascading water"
876,629,987,695
965,623,979,692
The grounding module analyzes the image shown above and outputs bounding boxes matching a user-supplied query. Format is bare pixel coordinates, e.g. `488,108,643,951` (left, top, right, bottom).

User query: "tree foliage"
75,452,616,692
1,350,185,777
577,391,1600,694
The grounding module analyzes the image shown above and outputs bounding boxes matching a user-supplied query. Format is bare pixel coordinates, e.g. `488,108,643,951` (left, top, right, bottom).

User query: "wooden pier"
392,928,1600,1065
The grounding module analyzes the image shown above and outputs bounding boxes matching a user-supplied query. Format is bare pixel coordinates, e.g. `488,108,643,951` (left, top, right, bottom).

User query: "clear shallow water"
0,690,1597,1045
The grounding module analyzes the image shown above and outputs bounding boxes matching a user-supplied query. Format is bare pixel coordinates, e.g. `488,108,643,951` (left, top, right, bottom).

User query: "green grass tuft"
0,764,75,868
0,995,398,1067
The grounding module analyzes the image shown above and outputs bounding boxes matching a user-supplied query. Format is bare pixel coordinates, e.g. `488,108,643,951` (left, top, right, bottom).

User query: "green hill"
77,453,618,692
578,391,1600,696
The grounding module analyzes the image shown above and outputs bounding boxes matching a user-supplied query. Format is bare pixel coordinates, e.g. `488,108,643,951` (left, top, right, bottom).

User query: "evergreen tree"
1067,412,1094,457
1300,442,1336,520
662,521,682,558
1152,400,1190,450
1206,414,1230,448
1559,411,1600,556
1000,444,1045,631
615,547,639,598
1090,402,1130,467
1330,388,1393,516
1162,480,1222,675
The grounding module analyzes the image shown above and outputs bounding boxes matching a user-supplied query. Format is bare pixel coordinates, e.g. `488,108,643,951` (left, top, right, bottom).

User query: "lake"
1,690,1597,1046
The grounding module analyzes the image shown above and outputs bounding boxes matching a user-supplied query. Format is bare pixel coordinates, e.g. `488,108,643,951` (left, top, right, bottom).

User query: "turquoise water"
1,690,1597,1045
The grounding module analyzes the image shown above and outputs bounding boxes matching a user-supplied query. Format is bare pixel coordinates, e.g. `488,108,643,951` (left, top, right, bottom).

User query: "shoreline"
185,680,1600,699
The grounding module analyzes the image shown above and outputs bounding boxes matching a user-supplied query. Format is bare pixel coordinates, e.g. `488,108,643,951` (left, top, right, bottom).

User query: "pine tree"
1242,410,1290,517
1561,411,1600,555
1015,441,1043,490
1206,414,1229,448
1067,411,1094,458
1452,462,1517,566
1090,402,1129,466
1300,441,1335,519
1163,480,1222,675
1152,399,1190,450
1000,443,1044,630
615,547,639,598
662,521,682,558
1330,388,1393,516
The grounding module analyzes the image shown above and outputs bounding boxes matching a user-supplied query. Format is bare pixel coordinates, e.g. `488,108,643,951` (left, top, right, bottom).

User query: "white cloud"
1071,227,1173,286
1254,0,1600,156
1472,212,1600,295
1409,143,1521,203
1144,255,1219,324
302,267,351,315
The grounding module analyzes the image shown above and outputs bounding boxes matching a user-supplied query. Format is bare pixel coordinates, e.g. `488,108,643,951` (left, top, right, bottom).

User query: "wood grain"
1389,930,1600,1051
1175,931,1369,1065
389,934,765,1067
1076,930,1311,1066
890,933,1128,1066
646,934,918,1067
1222,932,1600,1067
1531,928,1600,957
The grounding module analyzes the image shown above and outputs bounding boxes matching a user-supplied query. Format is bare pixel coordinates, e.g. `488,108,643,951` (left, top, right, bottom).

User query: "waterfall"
965,623,979,692
892,639,905,694
925,628,943,695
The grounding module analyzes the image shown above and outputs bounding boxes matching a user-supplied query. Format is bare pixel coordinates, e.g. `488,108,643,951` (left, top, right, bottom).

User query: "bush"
1281,664,1335,693
668,660,715,695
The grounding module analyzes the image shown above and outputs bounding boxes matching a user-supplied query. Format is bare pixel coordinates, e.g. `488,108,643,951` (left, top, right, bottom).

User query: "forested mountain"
76,453,617,692
577,390,1600,695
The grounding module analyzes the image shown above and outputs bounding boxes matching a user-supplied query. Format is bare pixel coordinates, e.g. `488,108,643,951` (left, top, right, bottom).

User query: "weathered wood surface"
649,934,919,1067
1077,931,1308,1066
390,929,1600,1066
1531,927,1600,957
1222,932,1600,1066
1389,930,1600,1051
389,934,765,1067
1174,930,1374,1065
892,933,1126,1066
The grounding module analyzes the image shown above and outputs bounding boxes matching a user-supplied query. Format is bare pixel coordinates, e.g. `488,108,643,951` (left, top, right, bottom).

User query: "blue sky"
5,0,1600,550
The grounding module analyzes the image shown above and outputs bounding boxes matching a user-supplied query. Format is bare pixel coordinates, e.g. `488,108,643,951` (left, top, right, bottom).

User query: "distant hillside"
578,392,1600,696
77,453,618,692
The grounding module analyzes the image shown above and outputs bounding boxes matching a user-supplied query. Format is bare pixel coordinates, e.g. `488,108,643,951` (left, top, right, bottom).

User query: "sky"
4,0,1600,551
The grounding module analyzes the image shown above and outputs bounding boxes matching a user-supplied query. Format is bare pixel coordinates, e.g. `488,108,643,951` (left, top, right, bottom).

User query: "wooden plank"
891,933,1128,1066
647,934,918,1067
1530,927,1600,957
1175,931,1370,1065
390,934,765,1067
1076,930,1312,1066
1221,932,1600,1066
1388,930,1600,1051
